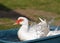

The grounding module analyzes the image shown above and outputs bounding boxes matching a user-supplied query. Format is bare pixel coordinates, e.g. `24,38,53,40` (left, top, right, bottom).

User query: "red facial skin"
16,19,23,24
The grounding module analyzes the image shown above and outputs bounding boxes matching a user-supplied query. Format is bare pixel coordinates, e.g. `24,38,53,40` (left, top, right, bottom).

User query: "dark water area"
0,26,60,43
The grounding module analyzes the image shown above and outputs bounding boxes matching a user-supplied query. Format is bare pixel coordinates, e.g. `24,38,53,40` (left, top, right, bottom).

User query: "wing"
38,18,50,35
29,18,50,36
28,22,38,32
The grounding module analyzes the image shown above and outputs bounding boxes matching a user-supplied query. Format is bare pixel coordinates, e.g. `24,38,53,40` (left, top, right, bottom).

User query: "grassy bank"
0,0,60,14
0,0,60,29
0,18,20,30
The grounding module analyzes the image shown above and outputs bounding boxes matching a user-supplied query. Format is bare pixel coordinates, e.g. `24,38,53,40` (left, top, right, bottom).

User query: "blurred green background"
0,0,60,30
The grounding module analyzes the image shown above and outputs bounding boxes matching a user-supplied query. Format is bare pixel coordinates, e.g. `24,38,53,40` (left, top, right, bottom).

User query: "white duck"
14,17,50,41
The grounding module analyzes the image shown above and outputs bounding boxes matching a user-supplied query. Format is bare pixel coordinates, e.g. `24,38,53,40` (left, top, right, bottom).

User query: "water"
0,26,60,43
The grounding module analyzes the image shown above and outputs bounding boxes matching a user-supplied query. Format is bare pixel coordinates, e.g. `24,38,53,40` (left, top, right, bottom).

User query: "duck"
13,17,50,41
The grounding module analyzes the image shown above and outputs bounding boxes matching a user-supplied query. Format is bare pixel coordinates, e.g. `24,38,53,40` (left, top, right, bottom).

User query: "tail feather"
39,17,44,22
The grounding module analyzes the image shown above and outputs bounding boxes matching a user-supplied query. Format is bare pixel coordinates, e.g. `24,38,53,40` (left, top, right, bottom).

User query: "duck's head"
13,17,28,25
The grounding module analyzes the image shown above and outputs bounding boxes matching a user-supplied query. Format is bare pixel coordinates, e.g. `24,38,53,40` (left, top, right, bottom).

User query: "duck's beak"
13,23,18,25
13,20,19,25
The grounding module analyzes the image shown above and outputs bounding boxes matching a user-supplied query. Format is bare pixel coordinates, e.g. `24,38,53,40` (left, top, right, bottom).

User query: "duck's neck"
19,22,28,32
